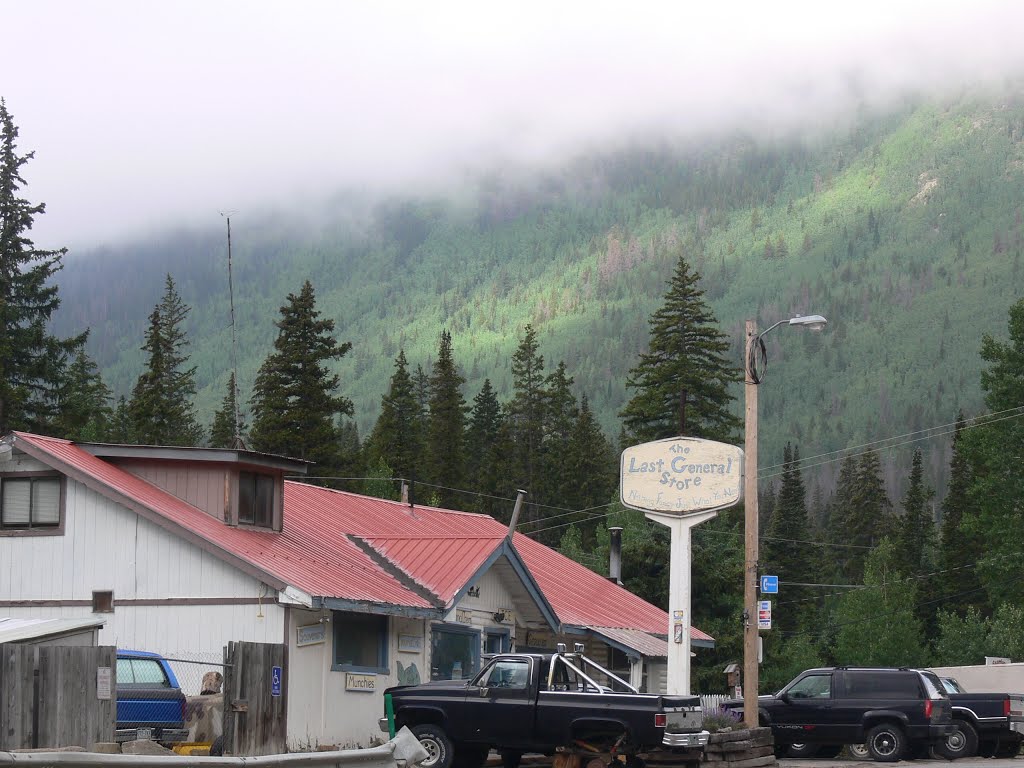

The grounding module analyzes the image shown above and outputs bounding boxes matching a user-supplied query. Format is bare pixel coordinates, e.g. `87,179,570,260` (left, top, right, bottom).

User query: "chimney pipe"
608,527,623,585
400,480,409,505
507,490,528,537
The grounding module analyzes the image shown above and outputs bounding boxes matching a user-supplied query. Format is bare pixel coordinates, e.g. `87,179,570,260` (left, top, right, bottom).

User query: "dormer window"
239,471,274,528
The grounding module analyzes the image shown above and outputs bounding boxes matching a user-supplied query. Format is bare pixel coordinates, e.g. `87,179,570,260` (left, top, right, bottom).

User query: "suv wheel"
866,723,906,762
934,719,977,760
848,743,870,759
412,724,453,768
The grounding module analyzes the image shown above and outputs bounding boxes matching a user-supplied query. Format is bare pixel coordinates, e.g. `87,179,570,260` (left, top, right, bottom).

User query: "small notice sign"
296,623,326,647
271,665,283,697
96,667,112,700
757,600,772,630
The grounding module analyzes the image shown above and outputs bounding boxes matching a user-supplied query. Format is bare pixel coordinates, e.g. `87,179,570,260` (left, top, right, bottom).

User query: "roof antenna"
220,211,245,450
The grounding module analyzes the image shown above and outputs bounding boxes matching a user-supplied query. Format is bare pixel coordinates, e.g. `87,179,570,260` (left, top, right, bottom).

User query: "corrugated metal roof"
11,432,713,643
0,617,106,643
512,532,714,642
588,626,669,658
13,433,435,610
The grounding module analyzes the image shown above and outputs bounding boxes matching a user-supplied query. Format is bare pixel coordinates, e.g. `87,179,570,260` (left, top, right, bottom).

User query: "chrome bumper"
663,729,710,748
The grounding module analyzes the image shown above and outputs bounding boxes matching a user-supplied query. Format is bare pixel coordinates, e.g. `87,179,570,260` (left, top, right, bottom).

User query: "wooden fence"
0,643,116,750
222,640,287,756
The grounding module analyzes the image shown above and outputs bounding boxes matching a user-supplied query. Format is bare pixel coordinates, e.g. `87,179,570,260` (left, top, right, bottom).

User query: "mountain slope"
53,83,1024,498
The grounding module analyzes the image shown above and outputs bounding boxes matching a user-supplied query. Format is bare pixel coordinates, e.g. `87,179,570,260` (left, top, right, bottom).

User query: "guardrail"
0,727,428,768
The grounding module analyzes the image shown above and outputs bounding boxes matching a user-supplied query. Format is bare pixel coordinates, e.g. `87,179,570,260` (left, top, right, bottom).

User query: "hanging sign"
620,437,743,515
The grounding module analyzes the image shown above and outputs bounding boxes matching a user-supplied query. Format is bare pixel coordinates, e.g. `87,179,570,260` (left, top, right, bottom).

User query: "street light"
742,314,827,728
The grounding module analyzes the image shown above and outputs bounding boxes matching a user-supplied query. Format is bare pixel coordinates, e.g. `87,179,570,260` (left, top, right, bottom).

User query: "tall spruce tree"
507,324,547,526
209,372,246,448
466,379,510,518
54,349,112,441
538,361,578,515
128,276,204,446
0,99,86,434
562,395,616,540
365,350,423,485
249,280,353,471
960,298,1024,601
937,413,987,615
827,453,891,583
896,448,934,577
424,330,467,508
620,253,740,443
762,443,811,633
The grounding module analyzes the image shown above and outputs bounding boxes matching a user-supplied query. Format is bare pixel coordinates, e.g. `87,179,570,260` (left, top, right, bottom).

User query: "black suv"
725,667,953,762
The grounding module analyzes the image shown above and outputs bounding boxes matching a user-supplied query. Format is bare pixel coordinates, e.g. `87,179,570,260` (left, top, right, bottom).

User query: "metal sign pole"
646,510,718,694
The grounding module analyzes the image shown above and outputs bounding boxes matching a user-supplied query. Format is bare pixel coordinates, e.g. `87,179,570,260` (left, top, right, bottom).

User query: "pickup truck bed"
381,646,707,768
936,676,1024,758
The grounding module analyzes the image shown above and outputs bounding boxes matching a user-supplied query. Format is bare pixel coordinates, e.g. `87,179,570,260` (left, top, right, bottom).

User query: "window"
479,659,529,689
0,476,61,530
117,657,170,687
239,471,274,527
93,591,114,613
430,624,480,681
787,672,832,699
485,630,508,654
332,611,388,673
845,671,921,699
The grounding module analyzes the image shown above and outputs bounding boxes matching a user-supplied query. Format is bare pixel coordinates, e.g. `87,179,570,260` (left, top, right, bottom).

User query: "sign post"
621,437,743,695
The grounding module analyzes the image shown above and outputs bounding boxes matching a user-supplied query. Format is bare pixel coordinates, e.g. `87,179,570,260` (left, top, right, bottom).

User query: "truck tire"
934,719,977,760
865,723,906,762
413,724,454,768
786,744,820,758
847,743,870,759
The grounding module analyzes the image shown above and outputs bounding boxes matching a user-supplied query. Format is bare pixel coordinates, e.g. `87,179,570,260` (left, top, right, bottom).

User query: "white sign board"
620,437,743,515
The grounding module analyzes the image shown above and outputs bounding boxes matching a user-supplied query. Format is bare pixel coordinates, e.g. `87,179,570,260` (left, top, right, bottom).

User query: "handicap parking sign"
271,665,282,697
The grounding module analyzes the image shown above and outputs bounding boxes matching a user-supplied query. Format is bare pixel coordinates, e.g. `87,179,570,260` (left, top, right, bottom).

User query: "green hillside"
53,83,1024,497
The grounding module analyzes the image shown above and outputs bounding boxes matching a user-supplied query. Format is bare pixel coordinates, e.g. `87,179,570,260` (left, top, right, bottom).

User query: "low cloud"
5,0,1024,248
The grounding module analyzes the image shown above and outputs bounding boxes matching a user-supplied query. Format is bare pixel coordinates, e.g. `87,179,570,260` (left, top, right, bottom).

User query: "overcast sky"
5,0,1024,250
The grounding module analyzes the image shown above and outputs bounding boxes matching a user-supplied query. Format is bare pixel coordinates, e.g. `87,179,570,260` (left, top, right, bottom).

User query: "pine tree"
0,99,86,433
466,379,509,518
538,361,578,512
960,298,1024,602
54,349,112,441
507,324,547,524
828,453,891,583
109,396,133,443
423,330,467,508
365,350,423,485
128,275,204,446
249,280,353,472
938,413,987,615
762,443,811,632
209,372,246,448
896,448,934,576
562,395,616,535
619,254,740,443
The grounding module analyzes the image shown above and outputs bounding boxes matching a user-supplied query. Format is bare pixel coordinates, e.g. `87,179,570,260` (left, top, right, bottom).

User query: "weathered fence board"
222,641,286,757
0,644,115,750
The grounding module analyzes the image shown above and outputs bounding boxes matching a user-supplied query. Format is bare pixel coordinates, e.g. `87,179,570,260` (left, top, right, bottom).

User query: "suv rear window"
845,671,921,699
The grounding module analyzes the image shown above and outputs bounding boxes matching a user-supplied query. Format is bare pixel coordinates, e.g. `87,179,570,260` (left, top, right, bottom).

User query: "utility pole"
743,319,759,728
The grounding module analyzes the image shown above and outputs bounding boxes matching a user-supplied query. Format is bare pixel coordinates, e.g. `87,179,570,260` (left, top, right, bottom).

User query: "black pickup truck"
380,644,708,768
932,675,1024,758
721,666,953,762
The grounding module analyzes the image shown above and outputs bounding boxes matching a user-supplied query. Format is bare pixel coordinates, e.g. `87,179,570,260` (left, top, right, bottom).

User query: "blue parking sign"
271,665,282,697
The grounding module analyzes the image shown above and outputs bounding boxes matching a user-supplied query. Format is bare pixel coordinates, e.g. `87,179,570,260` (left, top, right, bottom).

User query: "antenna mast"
221,211,245,449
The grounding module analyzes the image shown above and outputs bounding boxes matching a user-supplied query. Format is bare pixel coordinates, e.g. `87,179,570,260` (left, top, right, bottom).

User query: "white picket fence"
700,694,733,711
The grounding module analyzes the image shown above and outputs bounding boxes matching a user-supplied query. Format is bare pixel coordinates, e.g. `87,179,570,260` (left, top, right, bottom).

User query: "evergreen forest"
5,79,1024,692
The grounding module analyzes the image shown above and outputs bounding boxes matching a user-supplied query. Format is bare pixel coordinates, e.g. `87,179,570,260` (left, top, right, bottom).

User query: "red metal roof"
12,432,712,642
